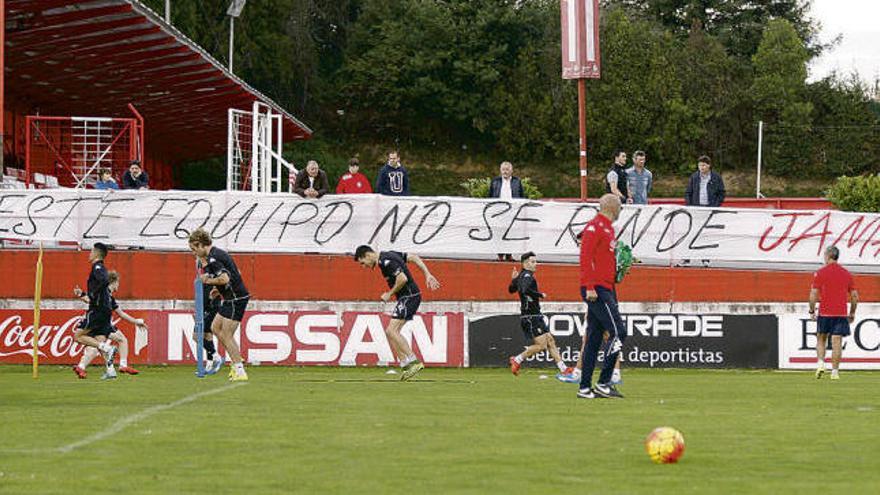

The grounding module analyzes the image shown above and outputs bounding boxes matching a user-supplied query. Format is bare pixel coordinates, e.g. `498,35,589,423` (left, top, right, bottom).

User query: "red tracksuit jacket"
335,172,373,194
579,213,616,291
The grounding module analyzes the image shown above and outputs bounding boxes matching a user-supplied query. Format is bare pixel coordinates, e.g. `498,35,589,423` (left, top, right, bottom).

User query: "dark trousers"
579,286,626,389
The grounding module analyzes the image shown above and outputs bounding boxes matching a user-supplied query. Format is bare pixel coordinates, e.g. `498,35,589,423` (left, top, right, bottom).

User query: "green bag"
615,241,634,283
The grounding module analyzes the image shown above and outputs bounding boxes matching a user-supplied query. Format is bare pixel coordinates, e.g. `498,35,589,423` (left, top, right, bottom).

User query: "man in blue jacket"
685,155,725,207
375,151,410,196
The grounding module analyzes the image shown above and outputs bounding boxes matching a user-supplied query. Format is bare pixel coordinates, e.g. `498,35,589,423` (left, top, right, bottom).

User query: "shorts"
391,293,421,321
817,316,851,336
79,311,114,337
521,314,550,340
218,297,249,322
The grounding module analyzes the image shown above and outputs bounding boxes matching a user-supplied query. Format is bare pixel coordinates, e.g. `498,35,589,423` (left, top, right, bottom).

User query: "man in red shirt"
335,158,373,194
577,194,625,399
809,245,859,380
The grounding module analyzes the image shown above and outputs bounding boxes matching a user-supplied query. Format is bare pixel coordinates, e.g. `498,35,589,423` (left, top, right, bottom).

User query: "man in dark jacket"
122,161,149,190
489,161,525,200
375,151,410,196
606,150,629,203
685,155,726,207
489,161,524,261
293,160,330,198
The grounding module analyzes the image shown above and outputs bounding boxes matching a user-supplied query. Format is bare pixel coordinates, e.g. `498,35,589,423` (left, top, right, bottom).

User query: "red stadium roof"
5,0,312,162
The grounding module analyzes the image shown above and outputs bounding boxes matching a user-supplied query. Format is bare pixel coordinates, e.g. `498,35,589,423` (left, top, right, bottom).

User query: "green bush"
826,174,880,212
521,178,543,200
460,177,491,198
460,177,542,199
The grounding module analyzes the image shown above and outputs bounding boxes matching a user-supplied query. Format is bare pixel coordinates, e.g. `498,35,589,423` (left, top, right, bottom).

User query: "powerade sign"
468,313,778,368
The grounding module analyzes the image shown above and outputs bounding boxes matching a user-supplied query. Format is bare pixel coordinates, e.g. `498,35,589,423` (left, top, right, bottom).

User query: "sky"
808,0,880,84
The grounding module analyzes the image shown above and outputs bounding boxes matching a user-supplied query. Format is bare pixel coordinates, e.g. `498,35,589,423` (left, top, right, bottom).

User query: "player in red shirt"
576,194,625,399
335,158,373,194
809,246,858,380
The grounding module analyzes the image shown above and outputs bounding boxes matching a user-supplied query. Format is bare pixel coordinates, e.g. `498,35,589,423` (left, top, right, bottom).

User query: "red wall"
2,250,876,303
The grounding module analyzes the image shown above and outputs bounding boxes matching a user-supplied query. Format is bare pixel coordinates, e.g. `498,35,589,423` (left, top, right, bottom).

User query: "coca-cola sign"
0,310,146,364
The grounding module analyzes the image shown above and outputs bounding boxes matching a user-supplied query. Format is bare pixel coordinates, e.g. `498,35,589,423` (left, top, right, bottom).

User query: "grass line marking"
2,383,245,455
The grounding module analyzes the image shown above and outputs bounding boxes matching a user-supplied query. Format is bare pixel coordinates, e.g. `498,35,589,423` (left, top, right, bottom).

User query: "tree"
751,19,813,175
337,0,541,145
670,21,743,171
807,75,880,177
612,0,822,59
581,9,689,171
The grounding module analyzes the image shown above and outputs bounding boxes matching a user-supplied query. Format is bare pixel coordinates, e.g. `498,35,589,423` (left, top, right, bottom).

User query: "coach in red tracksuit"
577,194,626,400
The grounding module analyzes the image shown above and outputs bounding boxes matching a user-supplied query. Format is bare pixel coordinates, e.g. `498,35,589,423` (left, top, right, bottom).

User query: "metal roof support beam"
8,36,175,66
6,0,92,14
8,17,150,46
21,4,133,29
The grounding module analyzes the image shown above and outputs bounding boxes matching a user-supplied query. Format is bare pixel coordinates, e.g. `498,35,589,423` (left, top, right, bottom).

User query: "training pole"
194,260,206,378
32,243,44,379
578,78,588,201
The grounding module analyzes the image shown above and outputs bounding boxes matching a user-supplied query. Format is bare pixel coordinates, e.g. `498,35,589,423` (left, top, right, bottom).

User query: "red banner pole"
1,0,5,174
578,78,588,201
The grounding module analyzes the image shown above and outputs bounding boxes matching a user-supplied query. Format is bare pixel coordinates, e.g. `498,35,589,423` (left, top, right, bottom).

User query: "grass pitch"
1,366,878,494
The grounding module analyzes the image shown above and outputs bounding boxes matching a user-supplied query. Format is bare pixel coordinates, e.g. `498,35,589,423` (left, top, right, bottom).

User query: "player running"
809,245,858,380
188,229,250,382
507,252,573,377
73,271,145,379
72,243,118,375
354,245,441,381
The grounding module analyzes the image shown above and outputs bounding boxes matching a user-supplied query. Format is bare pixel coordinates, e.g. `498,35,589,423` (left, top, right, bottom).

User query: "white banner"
1,190,878,267
779,307,880,370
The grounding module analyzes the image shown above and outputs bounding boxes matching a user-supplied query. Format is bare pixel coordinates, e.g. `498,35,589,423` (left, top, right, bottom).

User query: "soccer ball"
645,427,685,464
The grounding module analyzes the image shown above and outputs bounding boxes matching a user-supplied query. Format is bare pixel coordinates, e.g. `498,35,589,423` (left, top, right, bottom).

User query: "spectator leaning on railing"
375,151,410,196
294,160,330,198
625,150,652,205
605,150,629,203
122,161,149,189
336,158,373,194
95,169,119,190
685,155,725,207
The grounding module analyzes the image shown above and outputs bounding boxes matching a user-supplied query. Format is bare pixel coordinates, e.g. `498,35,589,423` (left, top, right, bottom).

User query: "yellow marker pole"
32,242,44,379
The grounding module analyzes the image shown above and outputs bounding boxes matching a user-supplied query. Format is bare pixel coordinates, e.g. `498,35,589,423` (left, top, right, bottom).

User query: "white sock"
77,356,88,369
556,361,568,372
573,368,582,376
817,360,825,368
120,358,128,367
400,355,416,367
613,369,621,379
514,354,524,364
234,362,245,374
98,342,112,353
